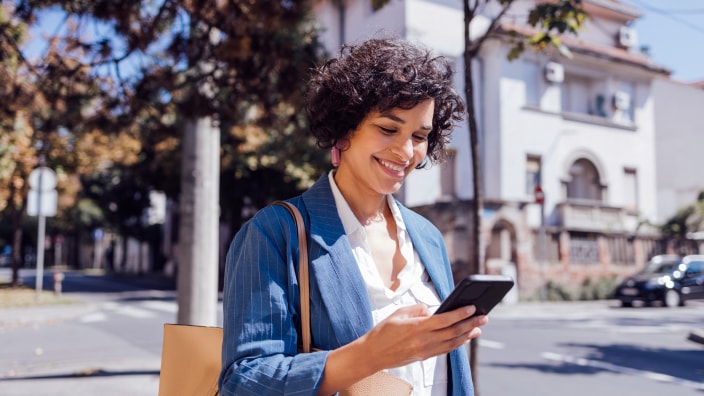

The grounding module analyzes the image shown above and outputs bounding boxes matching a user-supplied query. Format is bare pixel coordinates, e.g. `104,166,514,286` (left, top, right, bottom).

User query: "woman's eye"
413,134,429,142
379,126,397,134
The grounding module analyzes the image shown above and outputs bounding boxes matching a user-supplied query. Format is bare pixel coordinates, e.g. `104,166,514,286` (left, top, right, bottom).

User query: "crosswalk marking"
78,301,178,322
140,300,178,313
115,305,153,318
542,351,704,391
80,312,108,323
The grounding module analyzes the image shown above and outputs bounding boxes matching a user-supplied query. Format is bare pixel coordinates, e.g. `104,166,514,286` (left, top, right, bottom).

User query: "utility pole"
535,185,547,300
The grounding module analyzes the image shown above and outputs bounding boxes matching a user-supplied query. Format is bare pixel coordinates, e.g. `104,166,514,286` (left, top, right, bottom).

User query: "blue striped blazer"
218,174,473,395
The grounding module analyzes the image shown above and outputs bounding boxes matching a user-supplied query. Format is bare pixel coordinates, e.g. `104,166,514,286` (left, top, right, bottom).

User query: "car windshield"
641,260,680,274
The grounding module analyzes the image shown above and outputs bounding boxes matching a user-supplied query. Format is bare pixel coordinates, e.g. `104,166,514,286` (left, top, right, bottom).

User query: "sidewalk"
0,272,169,396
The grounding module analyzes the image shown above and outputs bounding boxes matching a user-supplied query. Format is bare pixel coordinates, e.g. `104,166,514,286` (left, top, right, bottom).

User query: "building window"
623,167,638,212
562,75,590,114
561,74,607,117
526,155,542,196
566,158,603,202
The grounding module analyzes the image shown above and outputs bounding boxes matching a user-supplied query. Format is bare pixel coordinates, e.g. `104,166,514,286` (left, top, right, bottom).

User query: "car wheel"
620,300,633,308
664,289,681,308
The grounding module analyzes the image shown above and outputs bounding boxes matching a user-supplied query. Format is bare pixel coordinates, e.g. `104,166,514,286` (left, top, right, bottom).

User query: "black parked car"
614,254,704,308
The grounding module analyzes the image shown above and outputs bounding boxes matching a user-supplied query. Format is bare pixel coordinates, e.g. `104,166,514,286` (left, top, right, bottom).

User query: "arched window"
566,158,602,201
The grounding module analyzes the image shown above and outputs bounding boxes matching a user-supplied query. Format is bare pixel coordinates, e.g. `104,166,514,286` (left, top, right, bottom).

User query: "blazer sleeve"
218,205,328,396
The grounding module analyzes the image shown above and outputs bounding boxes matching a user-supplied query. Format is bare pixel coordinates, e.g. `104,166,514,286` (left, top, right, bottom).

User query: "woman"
219,38,487,396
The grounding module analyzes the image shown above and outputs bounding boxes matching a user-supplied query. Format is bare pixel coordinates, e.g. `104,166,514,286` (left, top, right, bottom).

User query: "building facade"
652,78,704,224
313,0,673,298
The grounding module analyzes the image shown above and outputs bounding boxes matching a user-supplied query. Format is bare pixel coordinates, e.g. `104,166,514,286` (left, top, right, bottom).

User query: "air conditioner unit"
619,26,638,48
613,91,631,110
544,62,564,83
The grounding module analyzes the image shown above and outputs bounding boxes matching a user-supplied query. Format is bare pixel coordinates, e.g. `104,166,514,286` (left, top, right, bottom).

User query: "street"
479,299,704,395
0,269,702,395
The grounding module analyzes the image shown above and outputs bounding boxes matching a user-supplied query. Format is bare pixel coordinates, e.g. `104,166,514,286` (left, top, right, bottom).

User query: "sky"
626,0,704,82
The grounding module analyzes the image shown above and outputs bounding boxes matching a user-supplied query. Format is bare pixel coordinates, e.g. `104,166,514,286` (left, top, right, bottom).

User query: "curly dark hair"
306,38,466,166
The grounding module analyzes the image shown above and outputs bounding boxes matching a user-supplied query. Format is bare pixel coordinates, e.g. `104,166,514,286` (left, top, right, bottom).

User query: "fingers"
362,304,489,369
432,304,478,327
428,307,488,351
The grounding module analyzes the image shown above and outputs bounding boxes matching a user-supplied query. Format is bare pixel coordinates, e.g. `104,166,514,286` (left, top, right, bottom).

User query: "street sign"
27,166,58,217
534,185,545,204
27,189,58,217
27,166,59,299
29,167,57,191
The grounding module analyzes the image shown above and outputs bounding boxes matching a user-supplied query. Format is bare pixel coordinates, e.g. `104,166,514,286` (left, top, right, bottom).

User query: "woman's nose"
393,136,414,161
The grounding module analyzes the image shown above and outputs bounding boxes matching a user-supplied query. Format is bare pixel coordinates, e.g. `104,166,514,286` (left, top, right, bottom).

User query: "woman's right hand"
318,304,487,394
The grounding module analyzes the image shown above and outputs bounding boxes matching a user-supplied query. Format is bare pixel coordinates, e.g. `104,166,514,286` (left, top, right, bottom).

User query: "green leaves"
662,193,704,238
512,0,587,61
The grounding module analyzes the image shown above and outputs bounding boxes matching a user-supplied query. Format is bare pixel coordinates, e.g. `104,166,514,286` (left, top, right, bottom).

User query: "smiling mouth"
378,158,407,173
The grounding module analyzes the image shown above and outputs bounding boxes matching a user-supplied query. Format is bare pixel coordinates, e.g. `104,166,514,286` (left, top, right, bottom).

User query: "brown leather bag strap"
272,201,413,395
273,201,311,353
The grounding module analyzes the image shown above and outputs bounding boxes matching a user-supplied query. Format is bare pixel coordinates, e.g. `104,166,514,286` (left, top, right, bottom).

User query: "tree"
460,2,586,391
10,0,326,324
1,4,129,285
661,191,704,253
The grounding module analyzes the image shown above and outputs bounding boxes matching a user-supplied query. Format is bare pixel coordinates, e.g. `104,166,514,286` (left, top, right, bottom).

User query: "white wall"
653,78,704,223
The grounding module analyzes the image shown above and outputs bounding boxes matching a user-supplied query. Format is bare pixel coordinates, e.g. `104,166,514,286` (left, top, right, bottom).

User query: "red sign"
534,185,545,204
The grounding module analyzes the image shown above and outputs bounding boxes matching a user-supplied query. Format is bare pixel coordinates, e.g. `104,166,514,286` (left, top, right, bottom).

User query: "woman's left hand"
357,303,487,370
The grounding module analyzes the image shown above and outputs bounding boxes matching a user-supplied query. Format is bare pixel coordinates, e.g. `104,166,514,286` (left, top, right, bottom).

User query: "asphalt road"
478,299,704,395
1,269,702,395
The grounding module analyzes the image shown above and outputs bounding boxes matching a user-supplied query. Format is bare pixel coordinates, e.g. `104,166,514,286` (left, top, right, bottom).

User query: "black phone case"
435,274,515,316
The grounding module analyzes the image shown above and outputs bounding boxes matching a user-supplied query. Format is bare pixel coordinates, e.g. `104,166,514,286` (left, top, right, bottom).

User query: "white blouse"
328,171,448,396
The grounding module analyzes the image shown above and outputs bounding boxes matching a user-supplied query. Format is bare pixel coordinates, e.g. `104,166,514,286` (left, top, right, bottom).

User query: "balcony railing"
555,201,628,232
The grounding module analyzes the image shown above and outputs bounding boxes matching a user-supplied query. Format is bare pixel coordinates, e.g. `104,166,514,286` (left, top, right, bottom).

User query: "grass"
0,279,78,309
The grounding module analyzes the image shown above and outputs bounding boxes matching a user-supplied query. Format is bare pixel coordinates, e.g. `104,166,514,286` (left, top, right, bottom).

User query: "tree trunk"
11,222,22,286
463,1,485,392
176,117,220,326
9,176,25,286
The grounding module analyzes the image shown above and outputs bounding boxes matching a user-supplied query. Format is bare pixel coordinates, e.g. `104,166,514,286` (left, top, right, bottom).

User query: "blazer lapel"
300,175,374,345
399,204,454,300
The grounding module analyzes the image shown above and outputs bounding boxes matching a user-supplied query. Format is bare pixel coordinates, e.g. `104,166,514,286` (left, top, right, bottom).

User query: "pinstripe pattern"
219,175,473,395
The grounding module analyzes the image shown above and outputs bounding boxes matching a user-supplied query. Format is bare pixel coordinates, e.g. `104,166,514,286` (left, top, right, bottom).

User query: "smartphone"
434,274,515,316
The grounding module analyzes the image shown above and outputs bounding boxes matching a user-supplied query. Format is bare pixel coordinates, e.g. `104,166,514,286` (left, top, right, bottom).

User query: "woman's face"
337,99,434,196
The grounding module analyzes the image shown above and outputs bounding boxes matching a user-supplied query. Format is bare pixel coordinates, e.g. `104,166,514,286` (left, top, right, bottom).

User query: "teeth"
379,159,406,172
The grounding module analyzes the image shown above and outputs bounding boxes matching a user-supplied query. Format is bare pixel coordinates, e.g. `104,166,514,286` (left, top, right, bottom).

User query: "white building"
313,0,673,297
652,78,704,224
